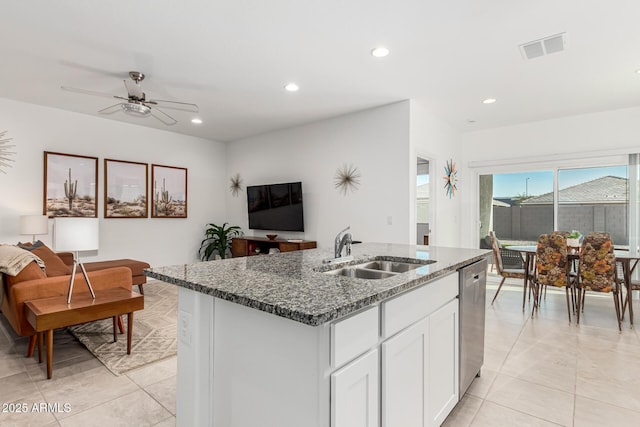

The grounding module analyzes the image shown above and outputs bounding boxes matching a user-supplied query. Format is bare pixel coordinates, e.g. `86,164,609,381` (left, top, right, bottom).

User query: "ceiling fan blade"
149,107,177,126
61,86,120,99
58,60,124,79
147,99,199,113
98,103,124,114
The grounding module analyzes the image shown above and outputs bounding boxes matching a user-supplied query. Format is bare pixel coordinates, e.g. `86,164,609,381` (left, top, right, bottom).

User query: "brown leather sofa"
1,250,149,357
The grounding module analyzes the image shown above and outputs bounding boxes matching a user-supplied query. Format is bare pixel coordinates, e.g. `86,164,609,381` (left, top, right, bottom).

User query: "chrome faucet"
334,226,352,259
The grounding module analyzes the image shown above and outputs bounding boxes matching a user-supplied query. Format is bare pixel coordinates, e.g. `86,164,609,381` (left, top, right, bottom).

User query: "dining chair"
576,232,622,331
489,231,527,307
616,260,639,323
537,231,577,302
534,233,572,321
623,279,639,322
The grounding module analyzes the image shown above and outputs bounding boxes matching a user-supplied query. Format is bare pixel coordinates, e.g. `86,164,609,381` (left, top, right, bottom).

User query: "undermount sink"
359,260,435,273
323,258,436,280
329,268,397,280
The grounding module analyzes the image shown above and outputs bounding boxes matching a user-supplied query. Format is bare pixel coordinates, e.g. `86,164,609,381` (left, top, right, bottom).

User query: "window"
478,163,629,247
479,171,553,246
557,166,628,246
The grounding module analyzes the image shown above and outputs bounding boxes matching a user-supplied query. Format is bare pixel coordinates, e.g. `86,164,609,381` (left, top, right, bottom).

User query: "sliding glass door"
557,166,628,247
478,162,630,248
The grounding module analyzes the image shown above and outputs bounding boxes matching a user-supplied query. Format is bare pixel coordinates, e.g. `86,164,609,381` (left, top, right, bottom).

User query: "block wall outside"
490,203,628,245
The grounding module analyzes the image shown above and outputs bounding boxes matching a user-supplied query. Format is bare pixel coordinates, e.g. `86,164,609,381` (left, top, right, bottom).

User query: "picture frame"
151,164,188,218
44,151,98,218
104,159,148,218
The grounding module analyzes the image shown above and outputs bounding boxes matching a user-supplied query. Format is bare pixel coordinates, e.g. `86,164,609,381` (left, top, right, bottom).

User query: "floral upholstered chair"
535,233,572,321
577,232,622,330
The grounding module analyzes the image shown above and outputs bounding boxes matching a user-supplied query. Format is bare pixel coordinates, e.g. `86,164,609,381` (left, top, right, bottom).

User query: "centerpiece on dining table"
567,230,582,248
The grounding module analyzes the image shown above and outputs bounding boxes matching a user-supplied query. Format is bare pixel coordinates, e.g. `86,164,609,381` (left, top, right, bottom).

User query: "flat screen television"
247,181,304,232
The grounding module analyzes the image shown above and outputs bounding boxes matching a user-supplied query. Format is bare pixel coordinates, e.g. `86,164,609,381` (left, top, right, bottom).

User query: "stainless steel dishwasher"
459,257,487,396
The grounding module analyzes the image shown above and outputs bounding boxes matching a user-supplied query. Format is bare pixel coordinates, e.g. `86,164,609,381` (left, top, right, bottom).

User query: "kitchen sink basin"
322,258,435,280
359,260,435,273
329,268,397,280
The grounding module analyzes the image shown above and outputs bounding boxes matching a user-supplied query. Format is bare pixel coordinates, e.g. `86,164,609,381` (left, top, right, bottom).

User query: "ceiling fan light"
121,102,151,117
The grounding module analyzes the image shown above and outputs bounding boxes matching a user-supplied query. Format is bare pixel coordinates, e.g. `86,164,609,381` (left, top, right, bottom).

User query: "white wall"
226,102,411,249
409,99,463,248
458,106,640,248
461,106,640,164
0,98,227,266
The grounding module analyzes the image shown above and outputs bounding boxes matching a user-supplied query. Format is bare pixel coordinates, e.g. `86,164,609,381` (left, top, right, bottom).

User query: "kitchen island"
145,243,490,427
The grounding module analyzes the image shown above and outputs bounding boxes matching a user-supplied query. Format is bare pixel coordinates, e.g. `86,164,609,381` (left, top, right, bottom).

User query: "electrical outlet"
179,310,192,346
387,216,393,225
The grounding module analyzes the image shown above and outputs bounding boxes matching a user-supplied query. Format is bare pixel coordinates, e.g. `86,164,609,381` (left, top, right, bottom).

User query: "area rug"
68,280,178,376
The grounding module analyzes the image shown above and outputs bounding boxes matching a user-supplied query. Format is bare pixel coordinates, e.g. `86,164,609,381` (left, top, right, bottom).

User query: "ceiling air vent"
519,32,566,60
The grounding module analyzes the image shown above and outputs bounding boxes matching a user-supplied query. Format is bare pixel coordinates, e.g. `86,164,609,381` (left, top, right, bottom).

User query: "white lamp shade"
19,215,49,236
53,218,99,252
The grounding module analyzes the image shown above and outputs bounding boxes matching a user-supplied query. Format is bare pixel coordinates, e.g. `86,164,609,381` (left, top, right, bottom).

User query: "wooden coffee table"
25,287,144,379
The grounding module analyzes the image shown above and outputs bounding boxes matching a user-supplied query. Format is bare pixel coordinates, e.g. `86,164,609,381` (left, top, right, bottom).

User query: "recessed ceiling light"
482,98,497,104
284,83,299,92
371,47,390,58
191,118,203,124
636,69,640,74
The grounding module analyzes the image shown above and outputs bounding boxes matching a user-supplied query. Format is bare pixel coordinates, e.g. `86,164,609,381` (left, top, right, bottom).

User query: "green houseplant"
199,222,242,260
567,230,582,247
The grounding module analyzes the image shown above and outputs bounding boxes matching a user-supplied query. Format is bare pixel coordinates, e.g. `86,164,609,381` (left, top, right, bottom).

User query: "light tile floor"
444,273,640,427
2,272,639,426
0,314,176,426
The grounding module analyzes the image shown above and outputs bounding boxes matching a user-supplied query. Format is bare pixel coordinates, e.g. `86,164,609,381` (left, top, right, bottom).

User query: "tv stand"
231,237,317,257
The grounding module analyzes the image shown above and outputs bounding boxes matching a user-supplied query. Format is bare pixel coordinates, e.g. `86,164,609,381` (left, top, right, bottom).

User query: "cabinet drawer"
382,272,457,338
331,306,379,368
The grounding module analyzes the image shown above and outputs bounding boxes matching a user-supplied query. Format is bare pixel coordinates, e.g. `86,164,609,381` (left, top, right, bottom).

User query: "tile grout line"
465,293,533,426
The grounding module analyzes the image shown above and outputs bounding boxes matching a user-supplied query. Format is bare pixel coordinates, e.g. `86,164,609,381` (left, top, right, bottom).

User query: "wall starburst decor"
229,173,243,196
0,130,15,174
334,163,361,195
443,159,458,198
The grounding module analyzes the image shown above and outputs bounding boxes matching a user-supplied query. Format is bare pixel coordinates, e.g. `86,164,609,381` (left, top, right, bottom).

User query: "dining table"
506,245,640,326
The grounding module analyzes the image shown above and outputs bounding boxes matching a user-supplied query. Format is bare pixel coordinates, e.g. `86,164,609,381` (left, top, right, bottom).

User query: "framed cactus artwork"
151,164,188,218
104,159,148,218
44,151,98,218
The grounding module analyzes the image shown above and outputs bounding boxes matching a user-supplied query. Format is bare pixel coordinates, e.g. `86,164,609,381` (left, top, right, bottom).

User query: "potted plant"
199,222,242,260
567,230,582,248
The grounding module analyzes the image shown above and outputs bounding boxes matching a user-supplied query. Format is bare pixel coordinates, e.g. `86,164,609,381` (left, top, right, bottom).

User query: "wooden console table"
25,287,144,379
231,236,317,257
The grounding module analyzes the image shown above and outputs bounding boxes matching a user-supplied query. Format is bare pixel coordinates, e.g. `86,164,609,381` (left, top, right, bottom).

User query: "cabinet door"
278,242,300,252
331,349,379,427
382,317,429,427
427,299,459,427
231,238,247,257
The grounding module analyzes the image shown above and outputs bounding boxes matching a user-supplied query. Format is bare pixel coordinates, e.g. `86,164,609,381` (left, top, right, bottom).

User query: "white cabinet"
179,270,461,427
427,299,459,427
382,317,429,427
331,349,379,427
381,280,459,427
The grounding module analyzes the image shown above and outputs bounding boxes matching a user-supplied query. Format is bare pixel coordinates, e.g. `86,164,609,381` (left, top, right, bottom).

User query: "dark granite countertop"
144,243,491,326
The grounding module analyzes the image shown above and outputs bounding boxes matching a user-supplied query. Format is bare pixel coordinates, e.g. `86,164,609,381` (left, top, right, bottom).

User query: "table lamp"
53,217,98,304
19,215,49,243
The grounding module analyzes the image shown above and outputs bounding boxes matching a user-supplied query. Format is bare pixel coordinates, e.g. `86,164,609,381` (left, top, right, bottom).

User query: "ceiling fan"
61,71,199,126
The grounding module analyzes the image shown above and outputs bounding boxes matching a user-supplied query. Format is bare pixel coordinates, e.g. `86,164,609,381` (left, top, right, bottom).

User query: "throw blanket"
0,244,45,275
